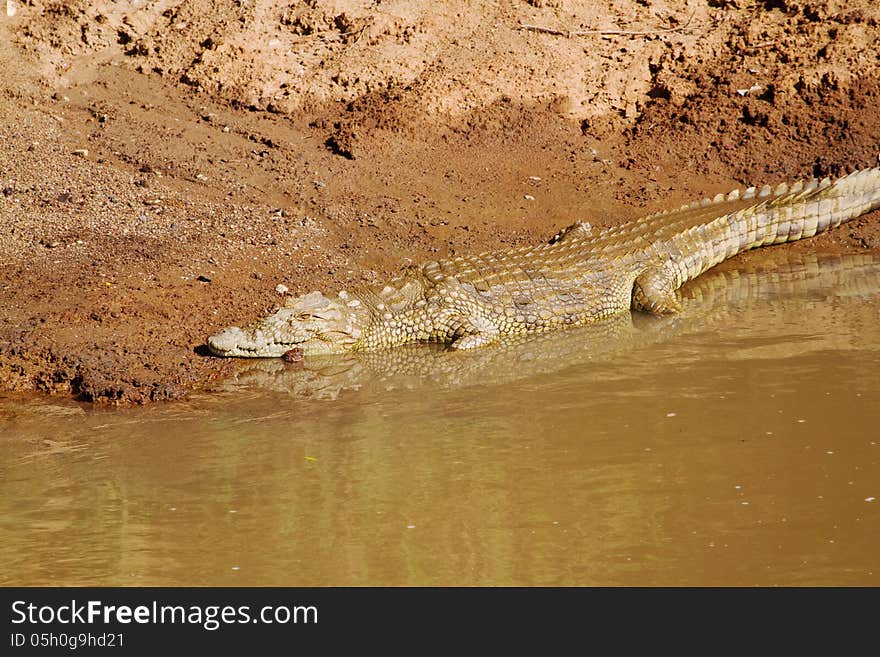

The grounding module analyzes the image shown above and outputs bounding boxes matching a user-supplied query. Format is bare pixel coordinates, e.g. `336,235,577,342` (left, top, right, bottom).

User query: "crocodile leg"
450,331,499,350
447,314,499,350
632,266,682,314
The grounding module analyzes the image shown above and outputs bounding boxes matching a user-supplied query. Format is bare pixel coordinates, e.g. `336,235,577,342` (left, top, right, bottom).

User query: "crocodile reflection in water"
212,252,880,400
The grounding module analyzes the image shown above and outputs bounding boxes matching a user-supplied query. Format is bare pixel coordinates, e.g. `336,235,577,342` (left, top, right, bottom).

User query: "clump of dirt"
1,0,879,404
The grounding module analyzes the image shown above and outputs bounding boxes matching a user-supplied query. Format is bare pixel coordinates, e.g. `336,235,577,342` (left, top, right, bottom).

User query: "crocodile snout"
207,327,246,357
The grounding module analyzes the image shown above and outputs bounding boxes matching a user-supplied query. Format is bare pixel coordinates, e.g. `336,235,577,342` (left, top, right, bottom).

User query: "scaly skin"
207,167,880,357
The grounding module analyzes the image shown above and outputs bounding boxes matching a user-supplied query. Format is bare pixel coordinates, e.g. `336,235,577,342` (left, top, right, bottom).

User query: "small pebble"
282,347,304,363
275,283,289,294
524,194,535,201
72,148,89,158
866,497,876,502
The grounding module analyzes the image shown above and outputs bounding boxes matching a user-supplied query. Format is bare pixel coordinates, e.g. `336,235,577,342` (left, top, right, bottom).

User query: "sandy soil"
1,0,879,404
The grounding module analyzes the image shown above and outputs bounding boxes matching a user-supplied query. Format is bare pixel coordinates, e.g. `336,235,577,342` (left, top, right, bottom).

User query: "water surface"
2,252,879,585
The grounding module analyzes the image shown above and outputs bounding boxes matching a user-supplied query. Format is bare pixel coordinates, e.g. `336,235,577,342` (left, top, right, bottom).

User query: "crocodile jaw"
207,322,359,357
207,325,314,357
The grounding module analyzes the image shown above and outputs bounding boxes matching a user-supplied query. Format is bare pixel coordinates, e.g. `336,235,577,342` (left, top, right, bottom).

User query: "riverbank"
2,0,879,403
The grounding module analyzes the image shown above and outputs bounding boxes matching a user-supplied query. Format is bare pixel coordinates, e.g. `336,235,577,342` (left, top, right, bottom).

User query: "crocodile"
216,252,880,398
207,166,880,357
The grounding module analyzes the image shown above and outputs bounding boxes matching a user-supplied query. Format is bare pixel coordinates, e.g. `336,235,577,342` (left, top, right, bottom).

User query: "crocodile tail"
756,166,880,244
652,166,880,287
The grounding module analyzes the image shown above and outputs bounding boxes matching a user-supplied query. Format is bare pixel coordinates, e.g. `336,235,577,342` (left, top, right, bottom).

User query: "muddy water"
2,253,879,586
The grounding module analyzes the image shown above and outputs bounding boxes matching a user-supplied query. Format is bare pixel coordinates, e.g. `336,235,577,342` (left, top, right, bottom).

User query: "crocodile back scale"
207,166,880,357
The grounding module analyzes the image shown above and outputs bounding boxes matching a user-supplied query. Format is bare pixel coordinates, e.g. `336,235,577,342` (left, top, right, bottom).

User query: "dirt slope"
1,0,879,403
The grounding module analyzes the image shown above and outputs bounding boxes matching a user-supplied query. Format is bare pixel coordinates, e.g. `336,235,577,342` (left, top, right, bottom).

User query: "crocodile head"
207,291,368,357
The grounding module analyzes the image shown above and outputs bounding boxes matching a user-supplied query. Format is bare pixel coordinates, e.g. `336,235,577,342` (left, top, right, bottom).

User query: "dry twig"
517,11,697,39
743,40,779,50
